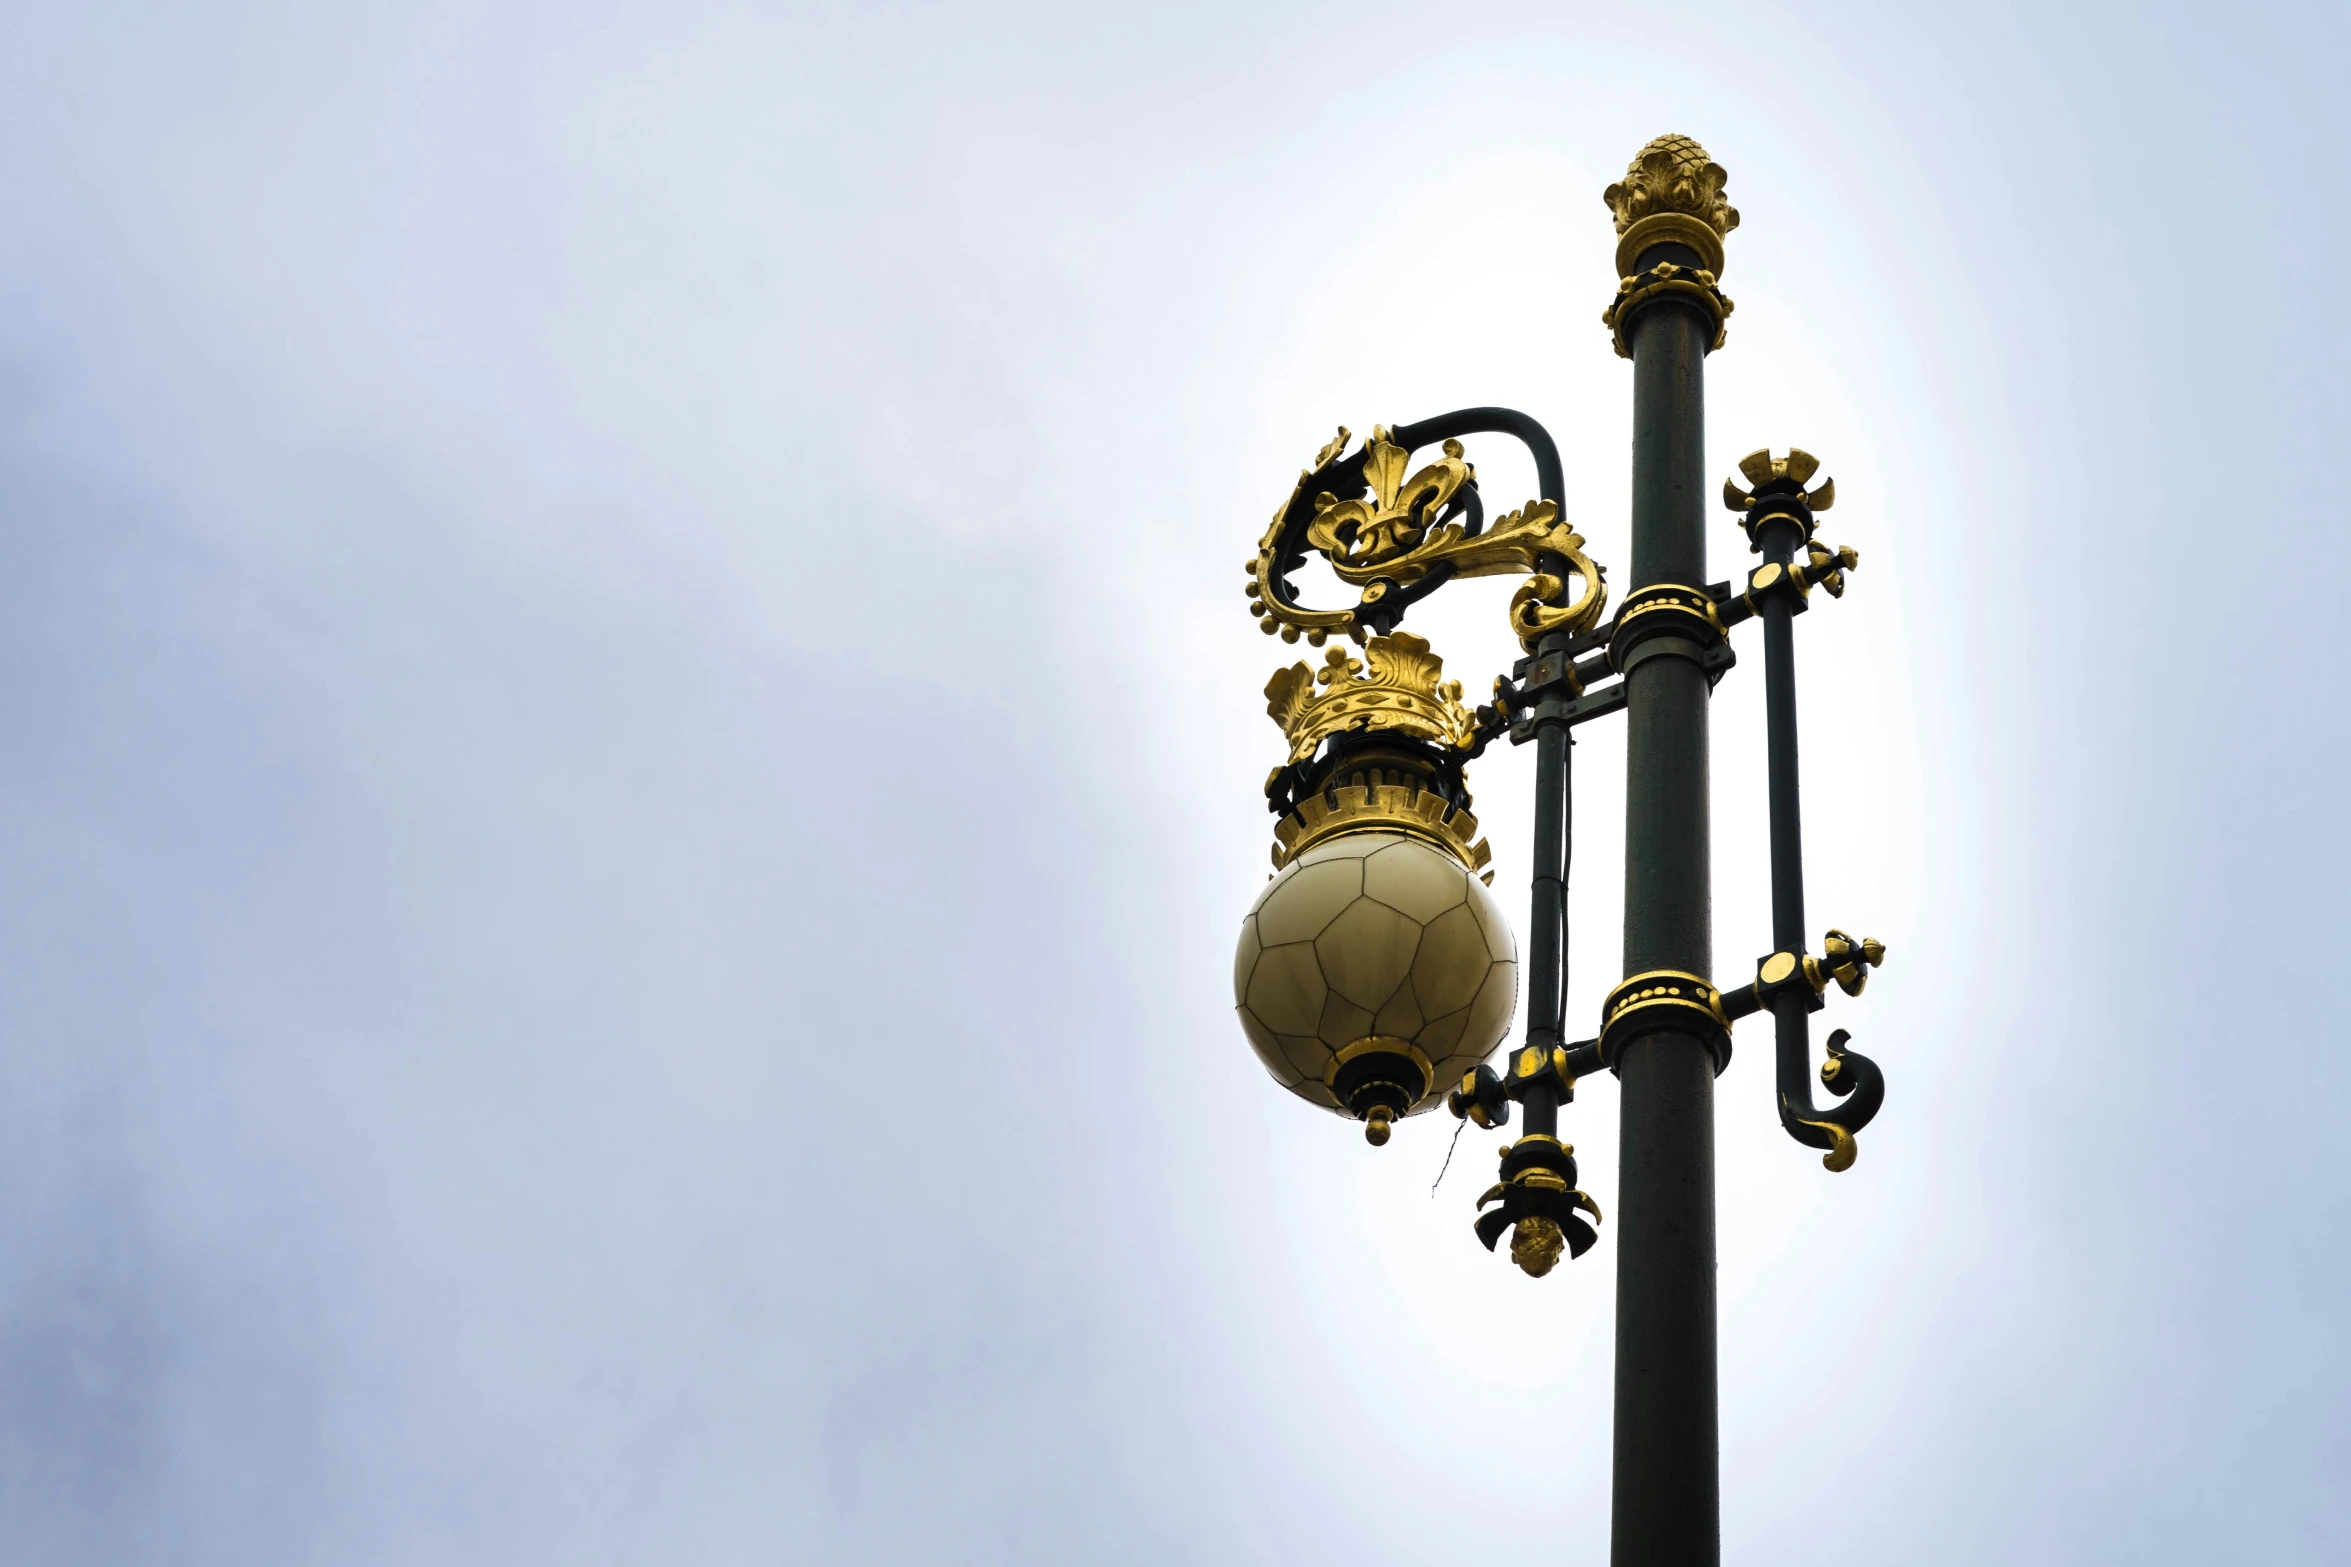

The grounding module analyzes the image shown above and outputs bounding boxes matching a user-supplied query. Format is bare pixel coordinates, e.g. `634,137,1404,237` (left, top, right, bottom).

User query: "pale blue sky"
0,2,2343,1563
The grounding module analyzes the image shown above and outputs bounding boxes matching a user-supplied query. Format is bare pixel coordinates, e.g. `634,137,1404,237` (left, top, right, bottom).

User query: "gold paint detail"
1785,1100,1858,1173
1614,210,1726,280
1758,951,1798,986
1822,929,1887,996
1249,433,1368,645
1264,633,1478,767
1607,584,1727,670
1516,1045,1543,1077
1364,1107,1393,1146
1602,262,1733,358
1603,134,1739,245
1614,585,1724,636
1320,1035,1437,1088
1806,541,1858,599
1600,968,1731,1060
1269,780,1490,873
1511,1216,1567,1278
1320,476,1603,599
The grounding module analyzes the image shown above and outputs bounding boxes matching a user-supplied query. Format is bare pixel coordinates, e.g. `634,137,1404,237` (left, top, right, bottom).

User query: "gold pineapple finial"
1510,1216,1567,1277
1603,134,1738,279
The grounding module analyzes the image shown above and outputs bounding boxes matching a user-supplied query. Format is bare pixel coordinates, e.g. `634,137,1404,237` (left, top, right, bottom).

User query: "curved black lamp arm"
1390,407,1567,505
1323,410,1584,1168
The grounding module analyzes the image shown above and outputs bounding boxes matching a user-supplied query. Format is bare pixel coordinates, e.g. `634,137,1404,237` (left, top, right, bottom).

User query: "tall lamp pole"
1229,136,1888,1567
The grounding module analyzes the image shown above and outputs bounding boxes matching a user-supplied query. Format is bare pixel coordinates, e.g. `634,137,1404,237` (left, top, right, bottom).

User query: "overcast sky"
1,2,2344,1563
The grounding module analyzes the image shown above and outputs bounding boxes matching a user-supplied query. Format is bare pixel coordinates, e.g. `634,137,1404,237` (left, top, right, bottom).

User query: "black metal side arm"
1470,455,1887,1173
1714,455,1887,1170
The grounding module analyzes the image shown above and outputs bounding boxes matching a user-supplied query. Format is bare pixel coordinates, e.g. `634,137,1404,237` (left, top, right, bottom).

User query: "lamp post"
1230,135,1888,1567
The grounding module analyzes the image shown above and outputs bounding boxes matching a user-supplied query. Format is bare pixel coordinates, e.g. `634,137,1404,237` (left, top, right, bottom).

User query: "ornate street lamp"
1230,134,1890,1565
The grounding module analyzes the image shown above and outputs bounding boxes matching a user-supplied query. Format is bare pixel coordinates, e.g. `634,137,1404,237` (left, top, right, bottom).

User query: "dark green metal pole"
1611,260,1721,1565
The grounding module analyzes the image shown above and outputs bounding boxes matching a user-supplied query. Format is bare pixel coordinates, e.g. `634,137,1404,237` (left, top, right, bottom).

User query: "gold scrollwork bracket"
1505,522,1609,652
1246,423,1485,648
1246,425,1612,654
1308,432,1473,578
1247,425,1364,647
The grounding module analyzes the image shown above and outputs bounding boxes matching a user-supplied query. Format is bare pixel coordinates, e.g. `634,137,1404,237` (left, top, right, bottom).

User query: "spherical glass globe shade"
1233,829,1518,1117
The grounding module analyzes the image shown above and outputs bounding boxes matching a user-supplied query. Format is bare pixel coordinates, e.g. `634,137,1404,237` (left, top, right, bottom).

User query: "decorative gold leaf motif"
1262,663,1315,736
1247,426,1610,653
1330,492,1600,595
1307,430,1471,570
1502,522,1608,651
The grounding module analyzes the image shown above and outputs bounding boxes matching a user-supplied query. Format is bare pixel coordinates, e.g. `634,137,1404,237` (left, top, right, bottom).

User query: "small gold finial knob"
1603,134,1739,278
1510,1217,1567,1277
1364,1106,1394,1146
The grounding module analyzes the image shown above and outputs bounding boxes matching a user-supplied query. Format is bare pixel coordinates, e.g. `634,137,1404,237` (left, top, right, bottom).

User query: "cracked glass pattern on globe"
1233,830,1518,1115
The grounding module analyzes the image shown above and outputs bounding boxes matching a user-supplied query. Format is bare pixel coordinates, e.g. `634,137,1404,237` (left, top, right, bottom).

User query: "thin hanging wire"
1430,1113,1467,1196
